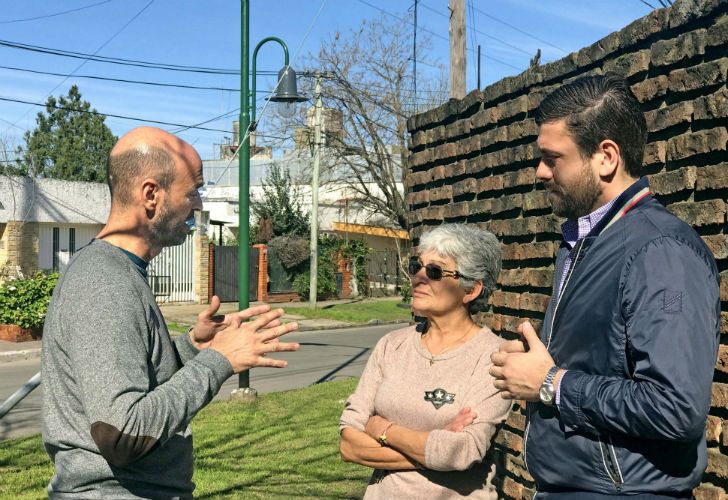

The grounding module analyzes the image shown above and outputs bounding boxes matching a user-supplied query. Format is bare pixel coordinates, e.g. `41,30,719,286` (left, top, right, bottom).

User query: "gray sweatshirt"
41,239,233,499
340,325,511,499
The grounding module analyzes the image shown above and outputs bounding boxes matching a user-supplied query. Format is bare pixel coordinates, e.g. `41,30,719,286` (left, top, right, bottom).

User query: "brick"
495,429,524,454
694,87,728,121
694,482,727,500
471,107,499,130
491,194,523,215
529,268,555,289
502,476,536,500
491,290,520,309
422,205,445,221
620,8,669,48
645,101,693,133
502,241,558,261
707,416,722,444
650,29,707,67
528,84,558,111
723,312,728,336
697,163,728,191
648,166,696,195
499,269,529,287
523,190,550,212
431,165,447,181
703,235,728,260
603,49,651,77
465,156,490,175
429,185,452,202
500,314,528,334
479,175,505,193
503,168,536,189
631,75,670,103
505,454,533,483
520,292,550,313
707,448,728,480
542,53,578,83
469,199,492,216
707,15,728,48
452,178,478,198
712,382,728,409
718,345,728,375
506,410,526,431
669,59,728,93
444,201,469,220
669,0,725,29
497,95,530,121
666,128,728,161
408,190,429,206
722,271,728,303
643,141,667,166
668,199,726,227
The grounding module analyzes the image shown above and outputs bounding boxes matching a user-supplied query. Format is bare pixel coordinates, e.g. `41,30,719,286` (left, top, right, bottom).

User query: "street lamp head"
269,65,308,117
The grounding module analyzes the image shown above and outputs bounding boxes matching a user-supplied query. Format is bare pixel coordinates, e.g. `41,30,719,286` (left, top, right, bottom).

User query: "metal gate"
267,246,294,293
366,250,401,297
212,245,259,302
148,234,195,303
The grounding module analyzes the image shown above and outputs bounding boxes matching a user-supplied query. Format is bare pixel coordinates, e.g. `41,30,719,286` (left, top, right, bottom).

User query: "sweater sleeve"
424,349,511,471
173,329,200,365
339,335,388,433
62,273,233,468
557,236,720,441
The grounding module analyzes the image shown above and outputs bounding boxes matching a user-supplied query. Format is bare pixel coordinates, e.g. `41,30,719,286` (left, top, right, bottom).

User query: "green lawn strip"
282,300,411,324
0,379,369,499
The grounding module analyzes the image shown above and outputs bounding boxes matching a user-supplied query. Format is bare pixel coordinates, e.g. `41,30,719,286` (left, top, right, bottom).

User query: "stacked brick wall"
405,0,727,497
3,221,39,276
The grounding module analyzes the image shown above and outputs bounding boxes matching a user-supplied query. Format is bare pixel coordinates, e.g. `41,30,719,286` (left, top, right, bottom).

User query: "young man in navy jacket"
489,73,720,498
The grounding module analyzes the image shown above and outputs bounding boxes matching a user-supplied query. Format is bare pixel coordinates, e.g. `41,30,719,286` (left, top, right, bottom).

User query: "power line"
0,64,240,92
419,1,532,57
637,0,658,9
0,95,234,134
355,0,522,71
3,0,156,135
0,38,243,75
467,3,568,54
0,0,115,24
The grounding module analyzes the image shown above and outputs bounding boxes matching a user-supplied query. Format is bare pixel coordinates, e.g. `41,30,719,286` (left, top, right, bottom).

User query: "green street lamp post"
236,0,306,397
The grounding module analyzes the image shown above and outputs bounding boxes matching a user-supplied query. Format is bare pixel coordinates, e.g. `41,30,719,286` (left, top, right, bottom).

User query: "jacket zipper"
598,436,624,490
523,240,585,485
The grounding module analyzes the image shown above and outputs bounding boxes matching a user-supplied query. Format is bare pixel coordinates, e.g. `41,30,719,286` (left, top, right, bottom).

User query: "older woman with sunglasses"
339,223,510,499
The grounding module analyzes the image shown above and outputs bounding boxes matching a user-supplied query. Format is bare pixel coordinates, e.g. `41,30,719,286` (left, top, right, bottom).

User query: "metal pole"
0,372,41,420
309,71,322,308
237,0,251,391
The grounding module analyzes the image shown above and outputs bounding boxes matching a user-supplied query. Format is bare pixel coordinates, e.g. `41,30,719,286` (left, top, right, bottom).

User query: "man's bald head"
107,127,200,207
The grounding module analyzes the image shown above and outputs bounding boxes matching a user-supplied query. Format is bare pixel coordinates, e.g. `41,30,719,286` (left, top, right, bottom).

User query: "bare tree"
285,14,447,230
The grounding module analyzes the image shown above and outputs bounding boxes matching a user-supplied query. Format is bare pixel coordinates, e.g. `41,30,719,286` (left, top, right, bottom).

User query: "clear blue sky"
0,0,657,162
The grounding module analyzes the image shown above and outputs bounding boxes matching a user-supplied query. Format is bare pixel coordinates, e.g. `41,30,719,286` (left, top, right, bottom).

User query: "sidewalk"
0,296,408,363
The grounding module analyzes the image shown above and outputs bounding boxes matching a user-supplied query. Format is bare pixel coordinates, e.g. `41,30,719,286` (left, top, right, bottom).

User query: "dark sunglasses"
408,256,475,281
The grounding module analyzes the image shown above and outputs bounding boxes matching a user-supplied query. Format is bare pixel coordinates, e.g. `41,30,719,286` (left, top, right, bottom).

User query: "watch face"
540,385,554,404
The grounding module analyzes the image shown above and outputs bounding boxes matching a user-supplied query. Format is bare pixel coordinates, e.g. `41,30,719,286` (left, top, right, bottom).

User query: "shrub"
0,272,59,329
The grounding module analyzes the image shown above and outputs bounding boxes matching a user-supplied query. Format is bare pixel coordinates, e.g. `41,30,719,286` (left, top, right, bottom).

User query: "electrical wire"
0,0,115,24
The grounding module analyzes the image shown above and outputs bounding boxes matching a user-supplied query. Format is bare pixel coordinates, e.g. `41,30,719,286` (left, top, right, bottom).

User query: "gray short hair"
107,146,176,206
418,223,501,314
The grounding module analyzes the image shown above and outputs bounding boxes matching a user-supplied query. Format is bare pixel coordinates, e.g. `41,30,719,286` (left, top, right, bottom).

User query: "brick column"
4,221,39,276
193,231,210,304
253,244,268,302
337,250,352,298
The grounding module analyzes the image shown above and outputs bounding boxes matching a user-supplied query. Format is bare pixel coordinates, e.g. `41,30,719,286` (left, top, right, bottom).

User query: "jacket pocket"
598,435,624,491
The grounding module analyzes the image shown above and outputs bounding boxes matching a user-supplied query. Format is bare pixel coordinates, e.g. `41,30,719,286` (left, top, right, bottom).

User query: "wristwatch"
539,366,560,406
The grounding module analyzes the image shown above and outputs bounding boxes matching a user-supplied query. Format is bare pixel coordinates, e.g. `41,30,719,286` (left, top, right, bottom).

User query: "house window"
69,228,76,256
52,227,60,272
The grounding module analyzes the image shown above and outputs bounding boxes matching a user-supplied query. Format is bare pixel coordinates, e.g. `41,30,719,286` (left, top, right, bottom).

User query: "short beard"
149,201,189,248
548,162,602,220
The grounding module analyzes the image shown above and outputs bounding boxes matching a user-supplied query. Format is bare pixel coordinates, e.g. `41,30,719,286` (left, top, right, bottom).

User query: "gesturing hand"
208,307,300,373
444,407,477,432
488,321,555,401
190,296,278,349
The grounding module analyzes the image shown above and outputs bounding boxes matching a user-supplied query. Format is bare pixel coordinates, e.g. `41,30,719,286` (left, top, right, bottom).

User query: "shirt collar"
561,198,618,249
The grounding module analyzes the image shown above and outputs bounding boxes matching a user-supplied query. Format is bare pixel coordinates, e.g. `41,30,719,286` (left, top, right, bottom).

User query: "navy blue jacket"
525,177,721,496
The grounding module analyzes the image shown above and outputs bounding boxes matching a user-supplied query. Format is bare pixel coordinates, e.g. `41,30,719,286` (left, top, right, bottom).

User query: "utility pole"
309,71,323,308
449,0,466,99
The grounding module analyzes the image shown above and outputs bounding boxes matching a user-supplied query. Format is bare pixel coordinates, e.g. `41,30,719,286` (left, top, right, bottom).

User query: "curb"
0,320,411,364
0,348,41,364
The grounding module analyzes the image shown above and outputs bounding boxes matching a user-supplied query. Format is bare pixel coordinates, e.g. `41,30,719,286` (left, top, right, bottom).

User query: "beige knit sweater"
340,325,511,499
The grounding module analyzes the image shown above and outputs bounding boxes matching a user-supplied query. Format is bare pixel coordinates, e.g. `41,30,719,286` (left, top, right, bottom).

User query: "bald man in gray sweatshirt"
42,127,300,499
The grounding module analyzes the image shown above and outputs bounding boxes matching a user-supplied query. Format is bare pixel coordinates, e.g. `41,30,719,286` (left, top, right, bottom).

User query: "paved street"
0,323,395,441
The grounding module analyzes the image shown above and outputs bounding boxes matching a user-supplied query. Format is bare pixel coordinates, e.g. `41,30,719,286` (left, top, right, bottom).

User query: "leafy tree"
18,85,117,182
251,164,310,238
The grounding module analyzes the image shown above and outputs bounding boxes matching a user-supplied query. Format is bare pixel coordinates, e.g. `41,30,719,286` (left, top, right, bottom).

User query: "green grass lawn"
283,299,411,324
0,378,370,499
